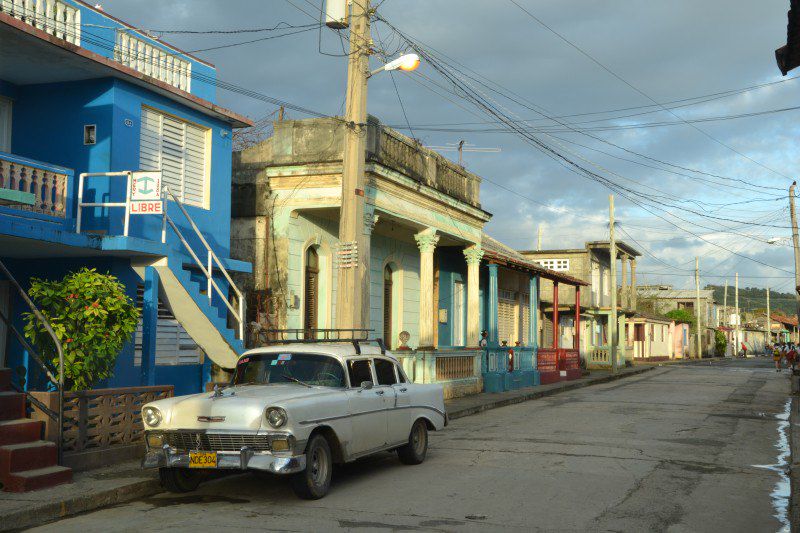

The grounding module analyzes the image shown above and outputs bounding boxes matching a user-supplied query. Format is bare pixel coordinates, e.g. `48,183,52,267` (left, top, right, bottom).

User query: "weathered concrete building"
520,241,641,368
230,117,586,396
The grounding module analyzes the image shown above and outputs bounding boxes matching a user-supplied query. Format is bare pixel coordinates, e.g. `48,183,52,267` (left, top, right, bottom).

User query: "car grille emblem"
197,416,226,422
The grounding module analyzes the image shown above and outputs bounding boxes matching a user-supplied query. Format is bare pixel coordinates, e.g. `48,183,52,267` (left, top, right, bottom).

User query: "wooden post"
553,281,560,350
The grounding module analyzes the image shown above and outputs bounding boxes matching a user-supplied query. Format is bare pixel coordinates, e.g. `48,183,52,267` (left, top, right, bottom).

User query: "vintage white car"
141,340,446,499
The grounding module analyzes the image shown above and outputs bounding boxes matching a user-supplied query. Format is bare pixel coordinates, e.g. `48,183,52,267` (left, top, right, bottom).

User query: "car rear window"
374,359,397,385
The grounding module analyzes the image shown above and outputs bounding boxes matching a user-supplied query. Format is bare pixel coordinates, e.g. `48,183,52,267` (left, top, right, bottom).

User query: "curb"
790,385,799,532
3,476,160,532
447,366,654,420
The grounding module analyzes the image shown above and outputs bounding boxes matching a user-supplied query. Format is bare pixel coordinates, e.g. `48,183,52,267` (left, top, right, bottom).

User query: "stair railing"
161,186,245,340
0,260,64,463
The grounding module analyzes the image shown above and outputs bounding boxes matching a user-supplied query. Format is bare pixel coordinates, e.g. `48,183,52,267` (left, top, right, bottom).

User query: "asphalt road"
30,359,792,532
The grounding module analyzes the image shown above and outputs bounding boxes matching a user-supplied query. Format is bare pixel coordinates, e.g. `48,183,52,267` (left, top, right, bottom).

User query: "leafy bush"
714,329,727,357
23,268,139,391
665,309,694,325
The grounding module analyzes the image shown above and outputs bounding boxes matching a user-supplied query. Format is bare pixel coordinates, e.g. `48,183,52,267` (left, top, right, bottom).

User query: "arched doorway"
304,247,319,337
383,264,393,346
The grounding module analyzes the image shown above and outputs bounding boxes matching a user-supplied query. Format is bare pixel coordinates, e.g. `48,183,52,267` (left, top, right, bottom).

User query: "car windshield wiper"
283,375,313,388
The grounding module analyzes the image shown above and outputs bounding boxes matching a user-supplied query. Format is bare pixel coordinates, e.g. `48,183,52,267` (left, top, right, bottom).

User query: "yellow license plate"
188,451,217,468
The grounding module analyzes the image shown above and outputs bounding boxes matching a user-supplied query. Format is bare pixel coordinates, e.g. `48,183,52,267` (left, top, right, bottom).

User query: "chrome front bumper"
142,446,306,474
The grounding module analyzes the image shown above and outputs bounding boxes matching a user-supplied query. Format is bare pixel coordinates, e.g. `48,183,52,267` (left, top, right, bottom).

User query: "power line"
506,0,793,182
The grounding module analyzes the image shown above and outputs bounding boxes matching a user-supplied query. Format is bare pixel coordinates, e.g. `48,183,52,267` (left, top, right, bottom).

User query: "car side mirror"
359,380,373,391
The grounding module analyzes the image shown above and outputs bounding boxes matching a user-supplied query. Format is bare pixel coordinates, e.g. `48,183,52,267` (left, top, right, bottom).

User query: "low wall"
31,385,174,471
396,349,482,399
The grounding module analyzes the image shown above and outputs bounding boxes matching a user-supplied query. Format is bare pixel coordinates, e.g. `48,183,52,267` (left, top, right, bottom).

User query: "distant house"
0,1,252,395
627,312,672,361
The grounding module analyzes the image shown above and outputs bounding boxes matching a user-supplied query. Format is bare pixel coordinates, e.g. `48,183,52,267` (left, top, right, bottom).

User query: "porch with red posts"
540,282,582,384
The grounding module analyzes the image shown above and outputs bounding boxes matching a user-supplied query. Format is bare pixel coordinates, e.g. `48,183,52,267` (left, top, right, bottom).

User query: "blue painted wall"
436,248,468,348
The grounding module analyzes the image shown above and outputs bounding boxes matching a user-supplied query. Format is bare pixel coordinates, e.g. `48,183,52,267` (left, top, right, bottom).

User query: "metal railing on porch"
162,186,245,340
74,172,246,341
0,259,64,463
483,345,535,373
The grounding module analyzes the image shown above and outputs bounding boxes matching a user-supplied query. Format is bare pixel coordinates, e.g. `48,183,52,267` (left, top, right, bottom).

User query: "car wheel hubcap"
413,424,426,455
310,447,327,486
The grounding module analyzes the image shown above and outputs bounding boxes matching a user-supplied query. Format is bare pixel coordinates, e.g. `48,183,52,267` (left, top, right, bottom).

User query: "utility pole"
695,257,701,359
790,182,800,332
609,195,618,374
723,279,728,355
537,224,542,251
735,272,739,356
335,0,372,331
767,286,771,348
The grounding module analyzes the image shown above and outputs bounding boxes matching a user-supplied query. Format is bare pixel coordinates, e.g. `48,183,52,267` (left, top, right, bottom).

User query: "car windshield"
233,353,346,388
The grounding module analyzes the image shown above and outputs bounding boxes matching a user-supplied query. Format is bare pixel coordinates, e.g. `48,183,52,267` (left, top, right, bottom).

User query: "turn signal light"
271,438,290,452
146,432,164,448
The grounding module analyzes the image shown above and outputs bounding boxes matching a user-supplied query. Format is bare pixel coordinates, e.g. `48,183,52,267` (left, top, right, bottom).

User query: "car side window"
347,359,373,387
374,358,397,385
394,363,407,383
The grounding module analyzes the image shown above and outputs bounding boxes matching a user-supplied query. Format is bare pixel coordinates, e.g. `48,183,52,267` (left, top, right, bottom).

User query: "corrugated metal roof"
637,288,715,300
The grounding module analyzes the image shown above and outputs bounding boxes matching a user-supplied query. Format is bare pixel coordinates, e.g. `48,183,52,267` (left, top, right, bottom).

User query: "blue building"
0,1,252,395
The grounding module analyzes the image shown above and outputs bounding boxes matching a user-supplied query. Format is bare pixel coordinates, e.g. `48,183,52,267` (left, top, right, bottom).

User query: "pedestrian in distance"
789,343,798,374
774,343,783,372
741,342,747,358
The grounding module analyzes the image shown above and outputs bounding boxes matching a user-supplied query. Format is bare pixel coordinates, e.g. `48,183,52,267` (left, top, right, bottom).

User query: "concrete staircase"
133,251,244,370
0,368,72,492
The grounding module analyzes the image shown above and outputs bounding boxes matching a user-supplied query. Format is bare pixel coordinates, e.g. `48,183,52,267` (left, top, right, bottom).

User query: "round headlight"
143,406,162,427
265,407,287,428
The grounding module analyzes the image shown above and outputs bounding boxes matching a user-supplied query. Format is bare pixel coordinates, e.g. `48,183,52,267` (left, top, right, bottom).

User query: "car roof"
241,343,398,363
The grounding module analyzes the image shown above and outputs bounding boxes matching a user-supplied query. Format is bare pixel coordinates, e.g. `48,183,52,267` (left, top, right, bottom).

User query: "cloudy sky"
102,0,800,303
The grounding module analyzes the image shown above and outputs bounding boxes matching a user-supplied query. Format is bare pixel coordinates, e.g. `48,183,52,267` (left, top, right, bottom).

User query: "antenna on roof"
425,140,501,166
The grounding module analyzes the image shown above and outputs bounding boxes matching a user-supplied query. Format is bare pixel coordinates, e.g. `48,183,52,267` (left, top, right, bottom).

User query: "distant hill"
705,285,797,316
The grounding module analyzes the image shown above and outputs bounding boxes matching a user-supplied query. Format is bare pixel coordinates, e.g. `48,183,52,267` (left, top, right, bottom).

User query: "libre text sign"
130,171,163,215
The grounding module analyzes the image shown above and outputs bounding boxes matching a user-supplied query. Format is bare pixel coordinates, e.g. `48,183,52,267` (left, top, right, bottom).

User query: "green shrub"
23,268,139,391
714,329,727,357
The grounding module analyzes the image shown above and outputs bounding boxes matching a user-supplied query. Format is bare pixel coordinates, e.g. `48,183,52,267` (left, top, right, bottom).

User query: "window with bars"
115,31,192,91
535,258,570,271
140,107,209,208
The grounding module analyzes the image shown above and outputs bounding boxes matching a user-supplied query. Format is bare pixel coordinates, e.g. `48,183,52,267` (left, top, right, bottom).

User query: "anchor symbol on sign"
137,176,155,196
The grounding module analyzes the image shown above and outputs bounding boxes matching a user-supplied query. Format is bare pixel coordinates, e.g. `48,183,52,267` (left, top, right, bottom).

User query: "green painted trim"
0,189,35,206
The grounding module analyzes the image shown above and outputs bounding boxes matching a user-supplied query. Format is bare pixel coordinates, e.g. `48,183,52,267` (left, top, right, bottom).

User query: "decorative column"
487,263,499,345
575,287,581,352
529,274,538,350
415,229,439,349
463,245,484,347
630,259,637,310
140,266,159,386
553,281,560,349
621,256,629,310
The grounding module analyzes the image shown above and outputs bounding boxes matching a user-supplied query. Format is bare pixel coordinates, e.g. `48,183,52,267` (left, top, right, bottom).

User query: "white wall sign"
130,171,163,215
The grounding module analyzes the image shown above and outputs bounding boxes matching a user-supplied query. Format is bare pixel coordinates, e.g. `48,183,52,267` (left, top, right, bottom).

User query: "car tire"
397,419,428,465
291,434,332,499
159,467,203,493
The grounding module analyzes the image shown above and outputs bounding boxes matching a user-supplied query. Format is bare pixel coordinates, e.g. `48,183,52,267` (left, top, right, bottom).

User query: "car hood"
148,384,330,431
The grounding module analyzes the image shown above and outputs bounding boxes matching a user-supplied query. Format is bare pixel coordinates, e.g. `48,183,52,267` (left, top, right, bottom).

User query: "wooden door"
304,247,319,337
383,265,393,346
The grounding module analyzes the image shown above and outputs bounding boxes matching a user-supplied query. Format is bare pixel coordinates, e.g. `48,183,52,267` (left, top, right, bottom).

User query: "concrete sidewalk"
0,460,158,532
0,362,686,531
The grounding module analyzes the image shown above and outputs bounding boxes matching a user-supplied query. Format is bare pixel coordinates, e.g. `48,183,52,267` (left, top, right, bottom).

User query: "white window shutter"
139,107,208,207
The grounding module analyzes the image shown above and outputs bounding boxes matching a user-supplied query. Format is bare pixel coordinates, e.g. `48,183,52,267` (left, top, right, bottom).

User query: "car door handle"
375,390,385,395
399,388,408,393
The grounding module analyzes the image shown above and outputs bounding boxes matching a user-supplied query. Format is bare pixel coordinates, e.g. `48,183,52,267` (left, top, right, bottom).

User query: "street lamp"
368,53,421,77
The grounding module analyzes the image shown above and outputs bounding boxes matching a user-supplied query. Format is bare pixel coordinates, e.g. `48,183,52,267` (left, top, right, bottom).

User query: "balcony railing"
0,0,81,45
0,152,70,218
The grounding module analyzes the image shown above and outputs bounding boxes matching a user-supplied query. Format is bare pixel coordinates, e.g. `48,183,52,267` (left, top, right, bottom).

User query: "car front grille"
162,431,271,452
